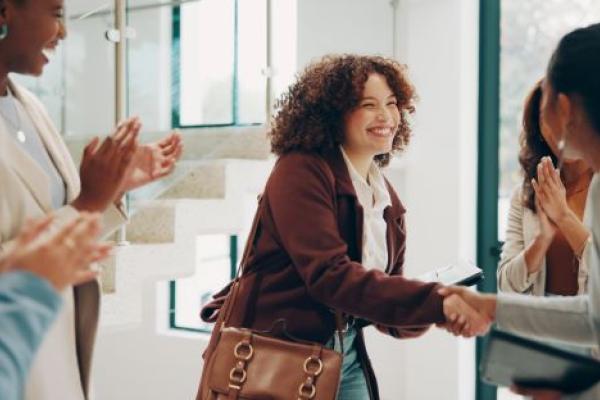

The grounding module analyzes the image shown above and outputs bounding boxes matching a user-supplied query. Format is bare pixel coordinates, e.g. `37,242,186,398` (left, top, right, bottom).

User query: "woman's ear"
556,93,573,133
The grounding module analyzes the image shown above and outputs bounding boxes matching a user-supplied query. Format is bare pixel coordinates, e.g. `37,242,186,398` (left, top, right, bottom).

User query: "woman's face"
343,73,400,159
539,80,564,158
540,78,597,163
1,0,66,76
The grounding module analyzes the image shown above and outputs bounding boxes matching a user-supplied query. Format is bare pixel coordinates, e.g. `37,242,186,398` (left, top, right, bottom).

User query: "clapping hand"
72,117,141,212
0,213,112,290
436,286,495,337
120,131,183,192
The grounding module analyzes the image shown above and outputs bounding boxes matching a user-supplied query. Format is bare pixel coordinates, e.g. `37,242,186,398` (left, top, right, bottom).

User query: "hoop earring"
0,24,8,41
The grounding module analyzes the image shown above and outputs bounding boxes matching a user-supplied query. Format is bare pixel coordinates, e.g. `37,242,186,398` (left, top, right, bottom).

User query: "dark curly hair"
269,54,417,167
519,81,558,212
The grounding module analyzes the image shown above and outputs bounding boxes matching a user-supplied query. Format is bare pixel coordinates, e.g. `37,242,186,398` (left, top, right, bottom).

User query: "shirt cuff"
1,271,62,311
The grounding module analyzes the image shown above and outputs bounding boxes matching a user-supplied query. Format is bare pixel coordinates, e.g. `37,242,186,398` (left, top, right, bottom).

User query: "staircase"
66,125,274,328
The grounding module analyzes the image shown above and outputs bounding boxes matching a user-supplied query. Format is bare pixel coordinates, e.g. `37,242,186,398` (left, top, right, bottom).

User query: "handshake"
437,286,497,337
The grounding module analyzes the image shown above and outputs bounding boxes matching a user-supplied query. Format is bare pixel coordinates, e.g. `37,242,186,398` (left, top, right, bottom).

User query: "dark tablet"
480,329,600,394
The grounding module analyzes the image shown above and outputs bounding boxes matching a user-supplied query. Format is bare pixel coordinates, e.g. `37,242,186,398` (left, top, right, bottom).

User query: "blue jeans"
327,328,370,400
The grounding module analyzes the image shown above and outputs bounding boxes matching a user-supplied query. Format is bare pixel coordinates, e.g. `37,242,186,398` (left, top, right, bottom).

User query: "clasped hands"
437,286,496,338
531,156,570,241
72,117,183,213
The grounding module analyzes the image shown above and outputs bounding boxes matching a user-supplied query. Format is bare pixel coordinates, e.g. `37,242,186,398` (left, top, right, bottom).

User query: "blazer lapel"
383,178,406,273
0,118,53,212
323,148,364,262
10,81,79,203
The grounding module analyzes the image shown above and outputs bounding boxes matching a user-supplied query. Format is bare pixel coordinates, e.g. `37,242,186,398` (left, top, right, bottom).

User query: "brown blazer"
201,148,445,399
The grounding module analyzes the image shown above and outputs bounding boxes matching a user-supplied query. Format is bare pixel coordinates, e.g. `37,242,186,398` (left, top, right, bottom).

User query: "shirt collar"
340,146,392,210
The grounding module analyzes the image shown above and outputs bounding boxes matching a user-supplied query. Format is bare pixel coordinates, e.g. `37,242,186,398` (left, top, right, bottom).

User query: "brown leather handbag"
196,198,343,400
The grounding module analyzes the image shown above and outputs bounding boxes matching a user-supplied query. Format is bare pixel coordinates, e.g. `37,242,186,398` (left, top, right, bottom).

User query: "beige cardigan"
497,186,589,296
0,80,126,400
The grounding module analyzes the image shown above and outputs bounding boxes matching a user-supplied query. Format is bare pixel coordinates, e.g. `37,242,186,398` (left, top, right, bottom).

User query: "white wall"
296,0,395,68
399,0,479,398
91,0,481,399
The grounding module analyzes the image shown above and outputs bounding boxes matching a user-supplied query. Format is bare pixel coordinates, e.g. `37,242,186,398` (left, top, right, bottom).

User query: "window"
169,235,238,333
498,0,600,241
172,0,268,127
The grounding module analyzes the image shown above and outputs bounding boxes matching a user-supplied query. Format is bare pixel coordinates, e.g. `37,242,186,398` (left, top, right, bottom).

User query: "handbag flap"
206,327,342,399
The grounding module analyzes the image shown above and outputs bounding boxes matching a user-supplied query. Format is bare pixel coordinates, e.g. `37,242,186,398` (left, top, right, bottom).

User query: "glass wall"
13,0,292,136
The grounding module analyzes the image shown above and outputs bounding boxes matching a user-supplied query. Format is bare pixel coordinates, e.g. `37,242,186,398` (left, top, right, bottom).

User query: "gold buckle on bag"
303,356,323,376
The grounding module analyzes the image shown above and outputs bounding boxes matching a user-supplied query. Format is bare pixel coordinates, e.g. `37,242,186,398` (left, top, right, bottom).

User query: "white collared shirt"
340,147,392,271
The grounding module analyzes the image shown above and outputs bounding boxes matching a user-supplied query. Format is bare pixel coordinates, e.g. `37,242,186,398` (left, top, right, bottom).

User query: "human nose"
376,104,392,122
58,18,67,40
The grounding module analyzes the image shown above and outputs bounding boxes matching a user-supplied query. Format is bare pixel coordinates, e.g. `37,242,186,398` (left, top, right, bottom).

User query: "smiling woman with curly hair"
270,54,416,166
198,54,485,400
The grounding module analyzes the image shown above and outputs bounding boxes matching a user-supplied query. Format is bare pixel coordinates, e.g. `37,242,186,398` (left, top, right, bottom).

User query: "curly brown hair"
519,81,558,212
269,54,417,167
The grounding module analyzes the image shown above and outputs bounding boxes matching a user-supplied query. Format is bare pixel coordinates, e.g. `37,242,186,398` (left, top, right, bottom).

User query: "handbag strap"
230,193,347,353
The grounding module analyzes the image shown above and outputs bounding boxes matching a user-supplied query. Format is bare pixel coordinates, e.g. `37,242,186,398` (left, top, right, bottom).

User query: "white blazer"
497,186,589,296
0,80,126,400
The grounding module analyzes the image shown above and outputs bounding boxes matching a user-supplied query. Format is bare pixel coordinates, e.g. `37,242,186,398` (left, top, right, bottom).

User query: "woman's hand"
120,131,183,192
72,117,140,212
0,213,112,290
532,156,591,258
437,287,494,337
533,157,569,225
535,197,557,243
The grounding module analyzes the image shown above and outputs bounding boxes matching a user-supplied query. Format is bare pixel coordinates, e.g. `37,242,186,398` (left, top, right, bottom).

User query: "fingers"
157,132,176,149
16,214,55,247
99,118,140,161
537,160,546,187
160,132,183,156
117,118,142,148
89,243,113,263
154,159,177,179
532,178,545,206
545,157,562,187
112,117,139,142
80,137,100,170
440,287,493,337
51,214,86,246
537,157,563,194
443,295,470,336
51,214,101,260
